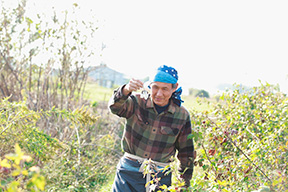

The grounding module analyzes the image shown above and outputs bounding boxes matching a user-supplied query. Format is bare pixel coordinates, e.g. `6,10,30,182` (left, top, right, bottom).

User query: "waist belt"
124,152,170,192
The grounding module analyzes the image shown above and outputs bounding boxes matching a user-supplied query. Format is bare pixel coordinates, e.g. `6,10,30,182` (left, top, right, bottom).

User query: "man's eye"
152,86,158,90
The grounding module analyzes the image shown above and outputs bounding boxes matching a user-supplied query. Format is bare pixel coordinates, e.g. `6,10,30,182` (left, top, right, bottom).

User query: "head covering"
153,65,178,84
172,87,183,107
152,65,184,107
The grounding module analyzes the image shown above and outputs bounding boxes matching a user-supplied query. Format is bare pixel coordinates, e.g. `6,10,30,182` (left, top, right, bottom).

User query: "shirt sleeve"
108,85,135,119
175,114,194,185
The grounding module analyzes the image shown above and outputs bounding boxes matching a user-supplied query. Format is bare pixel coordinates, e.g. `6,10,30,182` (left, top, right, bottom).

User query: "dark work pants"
112,157,172,192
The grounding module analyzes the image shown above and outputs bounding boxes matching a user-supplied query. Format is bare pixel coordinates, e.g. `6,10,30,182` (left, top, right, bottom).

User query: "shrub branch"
208,117,272,184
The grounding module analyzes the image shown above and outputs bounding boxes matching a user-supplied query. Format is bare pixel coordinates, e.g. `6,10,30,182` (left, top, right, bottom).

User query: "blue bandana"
153,65,184,107
153,65,178,84
172,87,184,107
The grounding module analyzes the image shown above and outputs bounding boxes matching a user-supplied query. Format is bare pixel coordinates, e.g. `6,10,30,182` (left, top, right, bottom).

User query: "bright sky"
6,0,288,94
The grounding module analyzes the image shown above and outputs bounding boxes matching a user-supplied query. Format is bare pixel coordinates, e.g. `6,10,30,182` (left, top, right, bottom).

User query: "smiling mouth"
154,97,163,101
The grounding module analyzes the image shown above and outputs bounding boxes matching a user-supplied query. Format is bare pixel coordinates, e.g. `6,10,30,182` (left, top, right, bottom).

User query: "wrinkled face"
150,82,177,106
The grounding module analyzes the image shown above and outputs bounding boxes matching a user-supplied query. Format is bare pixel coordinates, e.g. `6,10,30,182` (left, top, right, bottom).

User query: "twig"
0,114,11,135
74,124,81,166
208,117,272,183
201,143,216,173
0,52,22,87
1,73,10,98
224,134,271,182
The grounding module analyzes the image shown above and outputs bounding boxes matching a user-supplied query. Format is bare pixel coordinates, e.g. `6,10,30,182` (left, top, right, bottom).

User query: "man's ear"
173,83,179,91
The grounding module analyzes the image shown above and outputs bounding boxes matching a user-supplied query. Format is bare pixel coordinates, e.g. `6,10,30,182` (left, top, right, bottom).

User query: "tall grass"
83,83,114,103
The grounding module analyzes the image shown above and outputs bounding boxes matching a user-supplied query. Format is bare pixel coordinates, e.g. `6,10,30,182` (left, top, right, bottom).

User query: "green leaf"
202,165,209,170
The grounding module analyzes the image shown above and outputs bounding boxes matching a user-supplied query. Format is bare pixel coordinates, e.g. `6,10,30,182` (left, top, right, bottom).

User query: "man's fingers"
127,84,138,92
128,79,143,92
123,78,143,96
131,78,143,88
129,84,141,92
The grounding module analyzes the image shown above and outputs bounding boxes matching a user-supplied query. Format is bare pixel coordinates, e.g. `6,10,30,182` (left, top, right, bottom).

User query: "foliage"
0,0,97,110
141,157,189,192
145,83,287,191
189,83,287,191
42,120,121,191
0,95,118,191
0,97,60,161
188,88,210,98
0,1,123,191
195,90,210,98
0,144,45,192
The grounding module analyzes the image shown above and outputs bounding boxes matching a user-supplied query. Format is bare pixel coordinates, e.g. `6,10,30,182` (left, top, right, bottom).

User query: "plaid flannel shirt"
109,85,194,178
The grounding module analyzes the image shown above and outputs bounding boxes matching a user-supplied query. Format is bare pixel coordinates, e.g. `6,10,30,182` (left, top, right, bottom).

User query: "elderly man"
109,65,194,192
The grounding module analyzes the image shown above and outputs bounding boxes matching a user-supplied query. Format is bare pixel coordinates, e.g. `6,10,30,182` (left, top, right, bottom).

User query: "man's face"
150,82,177,106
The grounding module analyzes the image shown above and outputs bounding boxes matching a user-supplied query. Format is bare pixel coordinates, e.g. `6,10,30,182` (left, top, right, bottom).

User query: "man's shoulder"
171,102,190,119
180,105,190,113
179,105,190,117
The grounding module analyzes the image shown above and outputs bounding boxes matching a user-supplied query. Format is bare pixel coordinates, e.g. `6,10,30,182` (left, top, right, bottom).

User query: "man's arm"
176,114,195,187
122,78,143,96
108,78,143,118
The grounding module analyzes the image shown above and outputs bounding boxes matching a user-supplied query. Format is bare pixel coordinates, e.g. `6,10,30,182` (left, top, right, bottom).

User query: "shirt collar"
146,96,176,114
167,101,176,114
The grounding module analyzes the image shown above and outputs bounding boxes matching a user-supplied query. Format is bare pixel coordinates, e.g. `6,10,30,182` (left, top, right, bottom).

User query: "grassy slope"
182,95,213,112
83,82,114,103
84,82,212,111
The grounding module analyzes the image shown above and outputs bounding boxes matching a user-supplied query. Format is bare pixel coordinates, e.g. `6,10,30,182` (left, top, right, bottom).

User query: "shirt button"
152,129,156,132
144,153,148,157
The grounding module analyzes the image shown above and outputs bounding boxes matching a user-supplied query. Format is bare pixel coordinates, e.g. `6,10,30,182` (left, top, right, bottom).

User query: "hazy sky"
7,0,288,94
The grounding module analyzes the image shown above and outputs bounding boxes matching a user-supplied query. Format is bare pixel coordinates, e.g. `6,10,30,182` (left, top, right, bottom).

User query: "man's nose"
156,90,163,96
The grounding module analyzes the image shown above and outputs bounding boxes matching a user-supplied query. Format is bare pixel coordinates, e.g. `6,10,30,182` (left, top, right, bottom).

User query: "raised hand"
123,78,144,96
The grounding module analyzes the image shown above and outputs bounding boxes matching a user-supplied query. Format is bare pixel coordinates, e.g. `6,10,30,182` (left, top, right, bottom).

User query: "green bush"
0,144,45,192
42,133,119,192
0,96,118,191
0,97,60,161
189,83,287,191
195,90,210,98
0,1,120,191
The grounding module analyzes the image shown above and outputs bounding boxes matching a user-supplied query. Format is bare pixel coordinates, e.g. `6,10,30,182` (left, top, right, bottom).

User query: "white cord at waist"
124,152,170,168
124,152,170,192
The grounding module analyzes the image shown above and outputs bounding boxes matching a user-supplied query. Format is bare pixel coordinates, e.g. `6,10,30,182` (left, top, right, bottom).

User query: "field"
84,83,114,103
84,82,212,112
